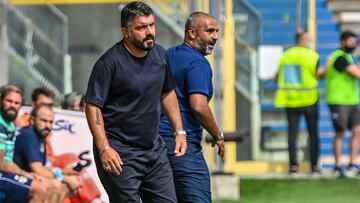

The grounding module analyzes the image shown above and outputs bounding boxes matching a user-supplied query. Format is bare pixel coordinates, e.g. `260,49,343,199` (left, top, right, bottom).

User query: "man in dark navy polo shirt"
84,1,186,202
14,104,81,202
159,12,225,203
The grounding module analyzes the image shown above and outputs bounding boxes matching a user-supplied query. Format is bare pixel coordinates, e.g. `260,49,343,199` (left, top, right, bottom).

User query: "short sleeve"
84,60,113,108
0,128,7,151
162,61,176,93
334,56,350,72
185,60,212,98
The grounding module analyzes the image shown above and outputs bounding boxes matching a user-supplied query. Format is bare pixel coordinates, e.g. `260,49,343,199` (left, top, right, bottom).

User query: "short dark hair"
31,87,55,102
340,30,356,42
1,85,23,101
31,103,53,118
185,12,212,33
121,1,154,28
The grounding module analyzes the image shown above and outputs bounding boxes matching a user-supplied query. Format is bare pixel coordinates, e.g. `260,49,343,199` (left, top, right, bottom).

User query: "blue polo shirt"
85,40,176,158
159,43,213,143
14,127,46,172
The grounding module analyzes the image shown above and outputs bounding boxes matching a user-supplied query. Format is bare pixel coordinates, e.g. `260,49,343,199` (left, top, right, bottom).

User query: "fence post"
308,0,317,47
0,0,9,86
222,0,237,172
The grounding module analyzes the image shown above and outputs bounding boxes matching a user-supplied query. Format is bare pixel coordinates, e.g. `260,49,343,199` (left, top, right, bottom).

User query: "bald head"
184,12,219,55
185,12,214,35
295,31,311,47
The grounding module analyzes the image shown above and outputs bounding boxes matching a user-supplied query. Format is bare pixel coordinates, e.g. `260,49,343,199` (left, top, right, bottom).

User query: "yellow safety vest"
274,46,319,108
325,49,358,105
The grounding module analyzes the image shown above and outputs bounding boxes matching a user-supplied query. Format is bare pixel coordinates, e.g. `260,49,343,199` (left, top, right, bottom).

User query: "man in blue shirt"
159,12,225,203
84,2,186,202
14,103,81,202
0,85,49,203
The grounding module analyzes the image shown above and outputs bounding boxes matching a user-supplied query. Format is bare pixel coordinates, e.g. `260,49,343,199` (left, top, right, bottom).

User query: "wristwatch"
214,131,224,141
174,130,187,136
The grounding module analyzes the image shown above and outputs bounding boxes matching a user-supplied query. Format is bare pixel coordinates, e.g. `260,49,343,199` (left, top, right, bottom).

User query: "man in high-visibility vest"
275,30,323,175
325,30,360,178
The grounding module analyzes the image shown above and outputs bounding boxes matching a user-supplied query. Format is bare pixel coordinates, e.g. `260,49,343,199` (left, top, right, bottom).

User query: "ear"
121,27,130,39
30,116,35,126
188,27,197,39
343,40,349,46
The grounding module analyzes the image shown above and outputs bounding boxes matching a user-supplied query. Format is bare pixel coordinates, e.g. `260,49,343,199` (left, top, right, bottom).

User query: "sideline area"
214,177,360,203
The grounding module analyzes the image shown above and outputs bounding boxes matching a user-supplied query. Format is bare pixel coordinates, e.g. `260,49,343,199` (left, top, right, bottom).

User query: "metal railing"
233,0,261,102
6,4,68,100
151,0,191,27
233,0,262,160
147,0,198,39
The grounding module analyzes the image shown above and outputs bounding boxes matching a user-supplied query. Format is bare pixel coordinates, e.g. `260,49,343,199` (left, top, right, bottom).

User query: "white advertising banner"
259,45,283,80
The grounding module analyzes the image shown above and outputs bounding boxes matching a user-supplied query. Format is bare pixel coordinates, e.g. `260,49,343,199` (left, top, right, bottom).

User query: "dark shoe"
311,165,321,177
289,165,298,175
333,167,346,178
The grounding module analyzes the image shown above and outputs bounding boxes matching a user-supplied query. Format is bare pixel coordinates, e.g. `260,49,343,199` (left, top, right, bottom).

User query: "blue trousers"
163,136,211,203
0,173,31,203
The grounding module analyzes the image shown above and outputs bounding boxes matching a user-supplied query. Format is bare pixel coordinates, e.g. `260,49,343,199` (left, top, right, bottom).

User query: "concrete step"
328,0,360,12
341,23,360,34
211,175,240,200
337,12,360,23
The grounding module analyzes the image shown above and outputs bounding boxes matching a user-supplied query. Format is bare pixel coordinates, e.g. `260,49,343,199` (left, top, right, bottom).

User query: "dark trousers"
94,145,177,203
163,136,211,203
286,103,319,168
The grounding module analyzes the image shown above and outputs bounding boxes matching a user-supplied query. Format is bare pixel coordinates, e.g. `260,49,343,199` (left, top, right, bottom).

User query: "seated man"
14,103,81,202
16,87,102,203
0,85,49,203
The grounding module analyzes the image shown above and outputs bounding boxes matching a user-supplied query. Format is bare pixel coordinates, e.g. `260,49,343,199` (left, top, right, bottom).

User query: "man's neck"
123,40,148,58
296,42,307,48
184,40,194,49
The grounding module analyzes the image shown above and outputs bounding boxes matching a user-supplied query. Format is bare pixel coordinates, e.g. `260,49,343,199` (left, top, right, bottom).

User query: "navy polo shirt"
85,40,176,158
14,127,47,172
159,43,213,143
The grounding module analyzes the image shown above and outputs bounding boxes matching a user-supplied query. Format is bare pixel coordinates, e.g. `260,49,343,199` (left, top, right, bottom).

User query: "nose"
147,25,156,36
145,25,152,34
213,32,218,41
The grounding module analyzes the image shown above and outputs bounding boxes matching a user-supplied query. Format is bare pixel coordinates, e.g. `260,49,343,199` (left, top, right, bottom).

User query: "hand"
63,175,81,193
101,146,123,175
174,134,187,157
29,173,45,182
20,172,33,179
23,172,37,180
29,173,51,188
212,140,225,160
